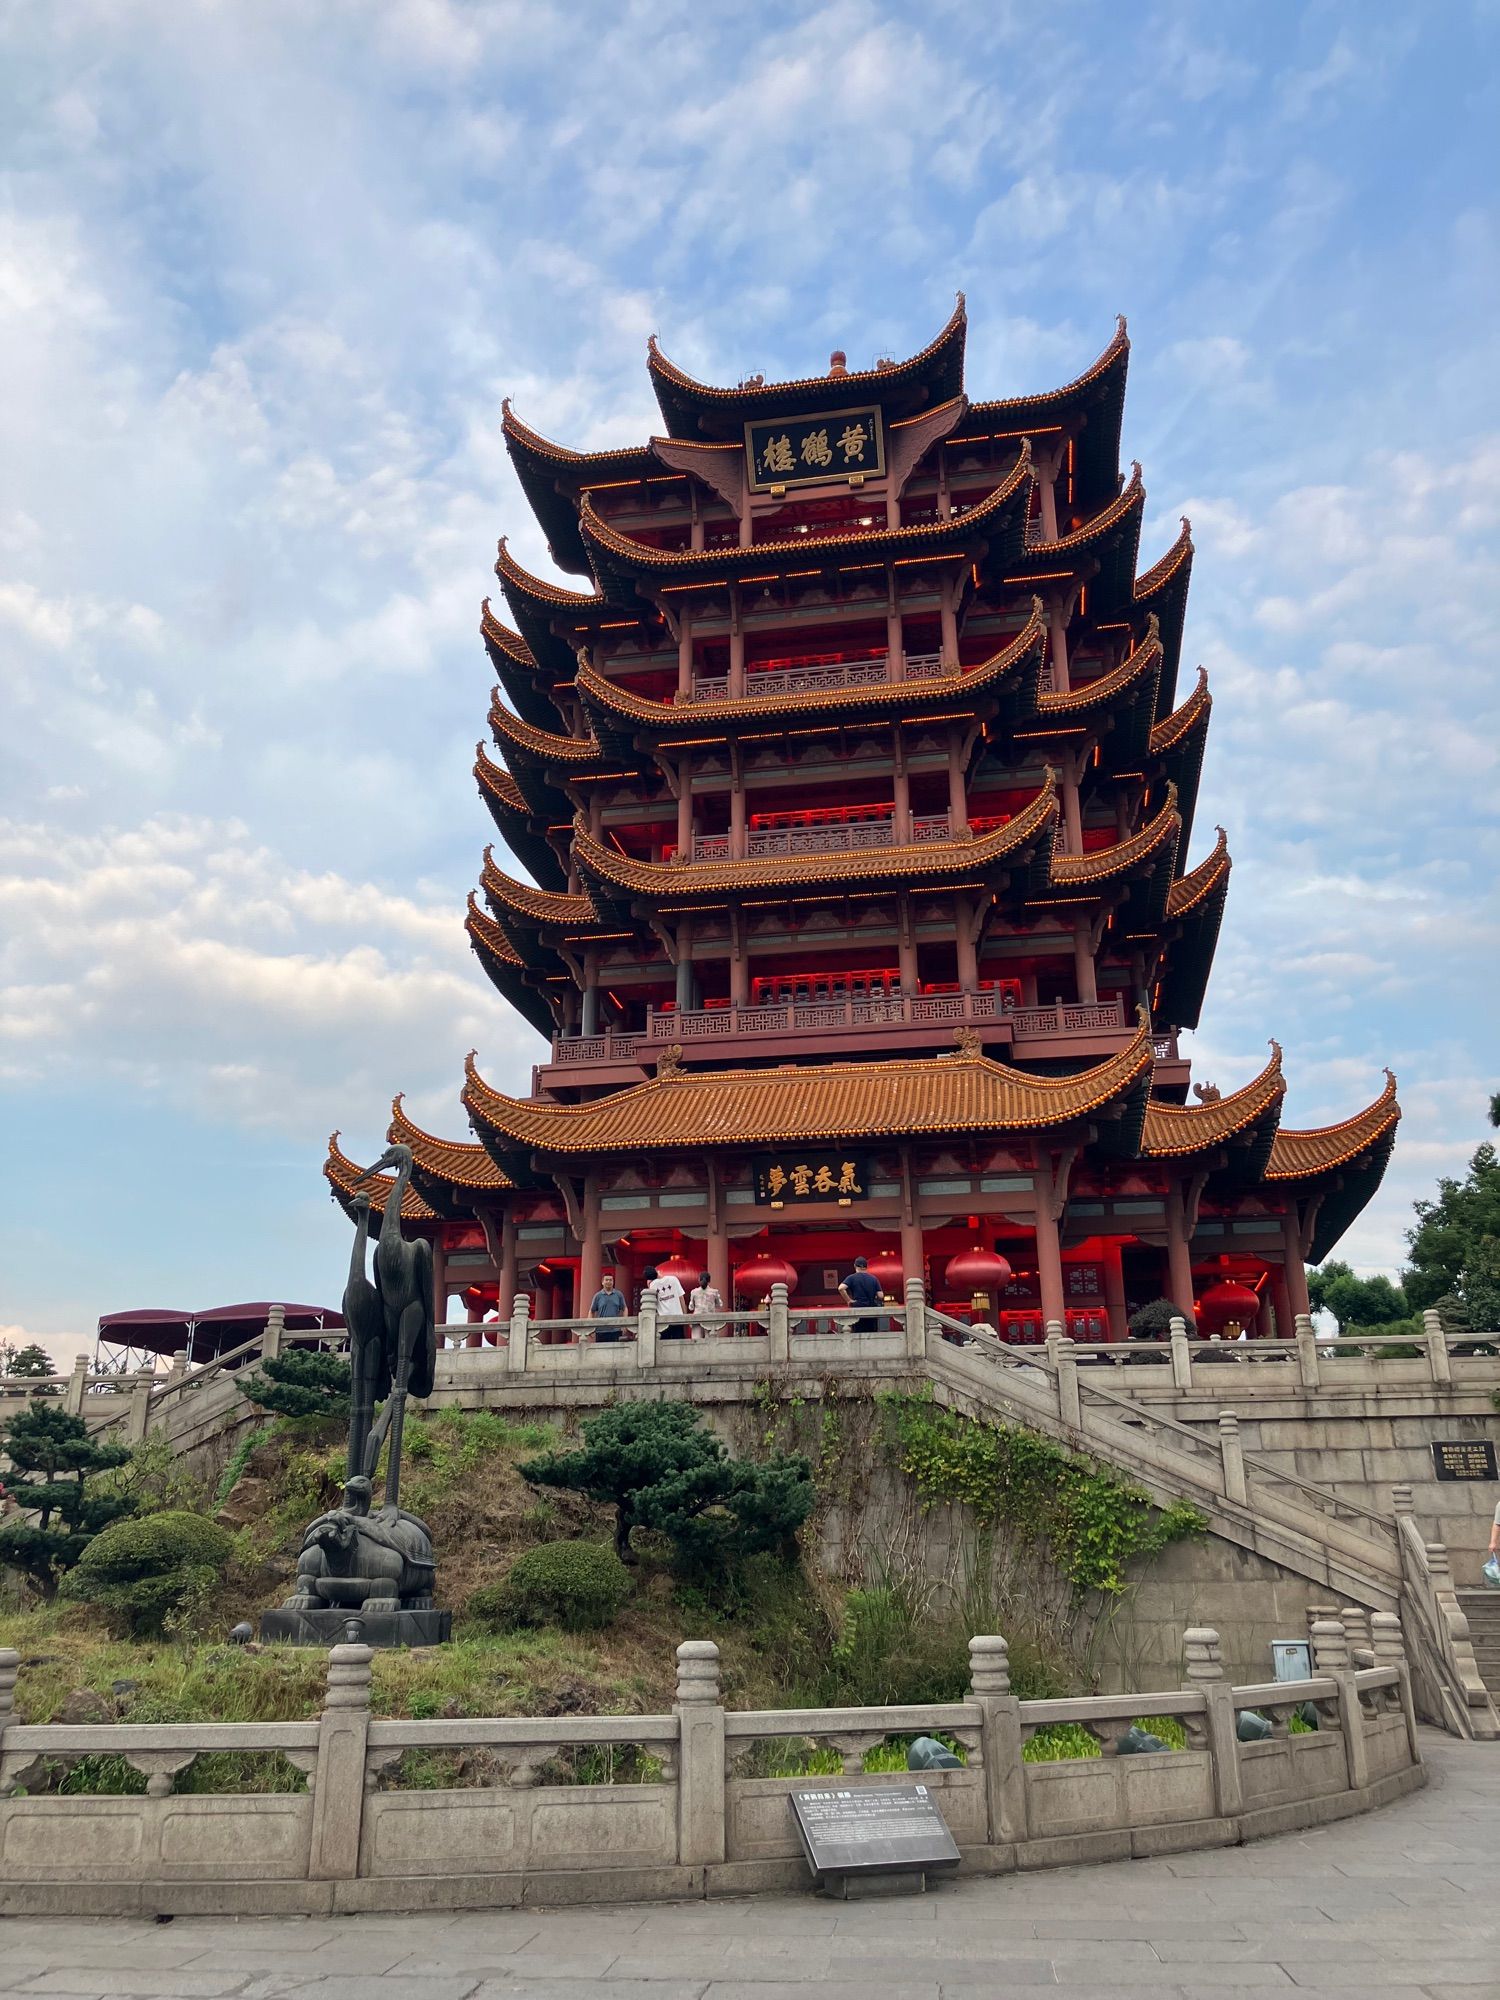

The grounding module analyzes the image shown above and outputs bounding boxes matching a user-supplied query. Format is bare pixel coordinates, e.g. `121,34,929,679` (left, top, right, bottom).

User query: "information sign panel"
789,1783,960,1880
1431,1440,1498,1481
1271,1640,1312,1682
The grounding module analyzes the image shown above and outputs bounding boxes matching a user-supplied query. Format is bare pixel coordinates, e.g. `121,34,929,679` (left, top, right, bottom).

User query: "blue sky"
3,1,1497,1364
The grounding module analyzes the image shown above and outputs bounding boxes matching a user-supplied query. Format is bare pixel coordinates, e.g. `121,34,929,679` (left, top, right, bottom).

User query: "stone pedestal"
260,1605,451,1648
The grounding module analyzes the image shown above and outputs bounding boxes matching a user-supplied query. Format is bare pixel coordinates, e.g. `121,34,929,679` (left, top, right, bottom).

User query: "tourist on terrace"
641,1264,687,1337
838,1255,885,1334
589,1273,628,1344
688,1270,726,1337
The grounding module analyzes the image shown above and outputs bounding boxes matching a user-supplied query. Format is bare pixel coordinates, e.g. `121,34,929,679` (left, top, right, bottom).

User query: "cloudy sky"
3,1,1497,1364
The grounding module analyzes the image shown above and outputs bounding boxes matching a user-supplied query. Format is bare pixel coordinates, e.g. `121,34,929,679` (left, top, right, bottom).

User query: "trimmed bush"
63,1510,234,1636
469,1541,630,1633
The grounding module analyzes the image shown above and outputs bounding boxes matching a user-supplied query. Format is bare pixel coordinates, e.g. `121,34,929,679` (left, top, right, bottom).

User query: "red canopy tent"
95,1303,344,1372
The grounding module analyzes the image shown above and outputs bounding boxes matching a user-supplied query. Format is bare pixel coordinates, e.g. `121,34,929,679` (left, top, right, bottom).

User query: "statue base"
259,1606,451,1648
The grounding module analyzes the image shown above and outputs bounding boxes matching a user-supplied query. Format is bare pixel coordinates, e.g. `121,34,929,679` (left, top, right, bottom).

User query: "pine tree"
0,1404,132,1598
243,1347,351,1422
519,1401,812,1584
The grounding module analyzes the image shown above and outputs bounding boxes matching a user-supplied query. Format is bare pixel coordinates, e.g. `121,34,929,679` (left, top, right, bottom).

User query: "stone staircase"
1457,1590,1500,1697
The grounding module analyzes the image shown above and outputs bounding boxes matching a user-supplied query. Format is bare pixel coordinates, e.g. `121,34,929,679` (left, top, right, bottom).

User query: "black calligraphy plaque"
745,406,885,491
789,1783,961,1880
1431,1439,1498,1481
753,1151,869,1205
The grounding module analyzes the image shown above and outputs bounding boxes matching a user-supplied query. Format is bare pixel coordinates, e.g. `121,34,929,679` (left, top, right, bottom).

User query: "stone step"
1457,1592,1500,1696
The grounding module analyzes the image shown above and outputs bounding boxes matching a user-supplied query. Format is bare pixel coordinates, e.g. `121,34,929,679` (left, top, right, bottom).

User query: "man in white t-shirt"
642,1265,687,1337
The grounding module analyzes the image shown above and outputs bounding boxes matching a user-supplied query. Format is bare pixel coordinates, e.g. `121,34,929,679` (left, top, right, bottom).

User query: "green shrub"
469,1541,631,1633
63,1511,234,1636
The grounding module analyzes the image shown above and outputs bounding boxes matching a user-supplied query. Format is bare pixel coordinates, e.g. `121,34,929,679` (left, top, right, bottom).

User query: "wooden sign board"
789,1782,960,1887
1431,1439,1498,1481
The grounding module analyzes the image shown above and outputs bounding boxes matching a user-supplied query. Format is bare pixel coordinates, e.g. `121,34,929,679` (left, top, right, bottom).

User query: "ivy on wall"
876,1388,1204,1597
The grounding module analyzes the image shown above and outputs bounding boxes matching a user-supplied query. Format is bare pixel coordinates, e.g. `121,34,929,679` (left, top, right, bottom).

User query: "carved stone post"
968,1635,1025,1844
0,1647,17,1773
308,1638,373,1880
126,1375,153,1444
506,1292,530,1374
262,1304,286,1361
766,1283,789,1366
1340,1606,1373,1666
904,1275,926,1359
1218,1410,1248,1507
1372,1611,1420,1758
674,1640,725,1866
1293,1312,1321,1389
64,1353,89,1416
1054,1334,1081,1430
1422,1308,1452,1385
1169,1315,1192,1390
637,1292,659,1369
1310,1616,1369,1793
1183,1625,1242,1817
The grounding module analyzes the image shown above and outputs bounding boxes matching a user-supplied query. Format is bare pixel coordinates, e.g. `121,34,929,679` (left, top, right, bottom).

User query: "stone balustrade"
0,1618,1423,1915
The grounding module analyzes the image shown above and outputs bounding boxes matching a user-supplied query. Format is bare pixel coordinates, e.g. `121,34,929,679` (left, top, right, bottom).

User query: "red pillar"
1165,1184,1196,1318
1102,1239,1128,1342
1035,1203,1065,1329
1281,1207,1311,1317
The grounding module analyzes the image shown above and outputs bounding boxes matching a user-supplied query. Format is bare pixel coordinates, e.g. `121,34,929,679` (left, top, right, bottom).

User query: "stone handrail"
0,1616,1423,1915
1391,1500,1499,1741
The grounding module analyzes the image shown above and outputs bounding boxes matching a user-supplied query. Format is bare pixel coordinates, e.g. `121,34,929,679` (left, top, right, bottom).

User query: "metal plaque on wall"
1431,1439,1498,1480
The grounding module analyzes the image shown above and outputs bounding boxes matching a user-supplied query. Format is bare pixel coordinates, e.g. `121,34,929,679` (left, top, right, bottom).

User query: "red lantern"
1197,1279,1261,1335
866,1250,906,1292
733,1253,798,1300
657,1254,700,1287
944,1247,1012,1296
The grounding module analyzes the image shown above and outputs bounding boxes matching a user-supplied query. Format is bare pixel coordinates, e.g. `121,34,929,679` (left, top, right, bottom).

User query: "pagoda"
326,299,1399,1343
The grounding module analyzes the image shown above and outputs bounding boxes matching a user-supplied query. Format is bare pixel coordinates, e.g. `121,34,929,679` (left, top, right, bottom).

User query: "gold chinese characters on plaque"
753,1152,870,1206
744,406,885,493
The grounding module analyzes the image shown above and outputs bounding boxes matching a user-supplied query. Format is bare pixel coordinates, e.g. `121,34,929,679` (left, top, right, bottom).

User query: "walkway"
1,1734,1494,2000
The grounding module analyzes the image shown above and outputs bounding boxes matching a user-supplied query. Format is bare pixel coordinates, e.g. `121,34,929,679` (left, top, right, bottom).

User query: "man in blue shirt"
838,1256,884,1334
589,1274,628,1343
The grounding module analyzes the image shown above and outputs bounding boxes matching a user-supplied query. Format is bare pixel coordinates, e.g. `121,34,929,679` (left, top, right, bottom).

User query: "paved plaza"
2,1733,1494,2000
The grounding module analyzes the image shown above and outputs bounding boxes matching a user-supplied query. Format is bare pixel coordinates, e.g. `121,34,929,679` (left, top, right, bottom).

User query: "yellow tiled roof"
1141,1046,1285,1158
465,890,524,966
1050,788,1179,887
576,606,1045,730
324,1134,437,1220
1166,828,1231,918
966,318,1128,419
1024,462,1143,559
578,442,1031,574
1136,518,1194,600
1265,1073,1401,1182
646,296,967,406
1038,619,1159,718
480,600,538,665
388,1096,511,1190
573,778,1059,900
475,743,534,817
488,691,603,765
495,537,602,609
481,848,596,929
1150,666,1211,755
464,1015,1155,1155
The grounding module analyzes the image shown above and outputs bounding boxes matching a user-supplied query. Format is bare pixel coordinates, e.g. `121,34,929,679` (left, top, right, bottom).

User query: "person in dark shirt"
589,1275,627,1343
838,1255,885,1334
